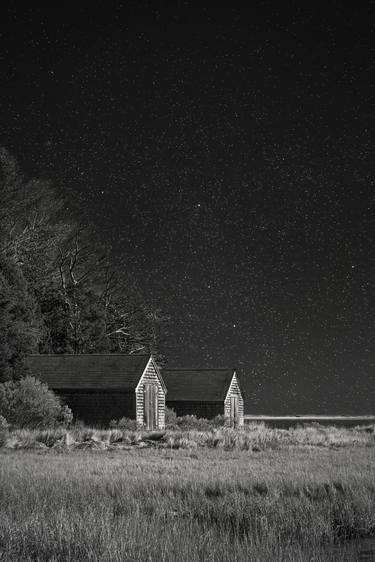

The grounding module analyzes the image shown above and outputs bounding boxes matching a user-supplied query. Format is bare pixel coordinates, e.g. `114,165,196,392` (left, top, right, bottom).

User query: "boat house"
162,368,244,426
27,354,166,429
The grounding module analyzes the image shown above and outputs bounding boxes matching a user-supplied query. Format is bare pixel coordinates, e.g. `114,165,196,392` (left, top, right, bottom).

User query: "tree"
37,281,73,354
0,147,70,283
55,229,169,359
0,148,169,365
0,254,41,381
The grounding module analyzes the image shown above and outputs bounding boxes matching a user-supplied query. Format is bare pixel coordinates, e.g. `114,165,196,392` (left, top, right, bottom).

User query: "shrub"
211,414,228,428
0,414,9,447
0,415,9,432
57,405,73,426
0,376,73,429
109,417,138,431
175,414,228,431
175,414,202,430
71,419,86,430
165,407,178,428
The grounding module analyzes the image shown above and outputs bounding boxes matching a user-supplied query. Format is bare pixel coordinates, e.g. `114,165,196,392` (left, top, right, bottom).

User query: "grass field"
0,425,374,561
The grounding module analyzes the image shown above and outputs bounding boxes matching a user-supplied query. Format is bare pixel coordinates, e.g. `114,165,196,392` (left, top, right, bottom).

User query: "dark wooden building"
27,354,166,429
162,368,244,426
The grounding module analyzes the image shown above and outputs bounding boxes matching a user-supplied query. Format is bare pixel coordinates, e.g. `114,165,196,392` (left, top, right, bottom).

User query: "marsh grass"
0,427,375,561
2,422,374,453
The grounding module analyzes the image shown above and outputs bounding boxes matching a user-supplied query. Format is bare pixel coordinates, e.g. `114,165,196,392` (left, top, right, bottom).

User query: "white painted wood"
224,371,244,426
135,357,165,429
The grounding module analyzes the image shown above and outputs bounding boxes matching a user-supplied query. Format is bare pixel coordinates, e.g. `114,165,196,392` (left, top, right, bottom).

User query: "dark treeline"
0,148,168,382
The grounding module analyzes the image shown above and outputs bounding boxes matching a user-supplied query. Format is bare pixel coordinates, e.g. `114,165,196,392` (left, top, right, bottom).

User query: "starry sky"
1,2,374,413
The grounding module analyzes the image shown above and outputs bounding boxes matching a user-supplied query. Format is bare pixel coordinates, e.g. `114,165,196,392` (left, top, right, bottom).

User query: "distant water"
244,417,375,429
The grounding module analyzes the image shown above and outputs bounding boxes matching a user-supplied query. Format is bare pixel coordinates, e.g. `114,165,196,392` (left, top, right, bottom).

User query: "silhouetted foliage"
0,148,168,376
0,254,41,382
0,376,73,428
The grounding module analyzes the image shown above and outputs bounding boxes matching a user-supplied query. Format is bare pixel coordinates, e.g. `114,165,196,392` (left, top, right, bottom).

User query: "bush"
0,376,73,429
174,414,228,431
58,404,73,426
0,415,9,432
175,414,207,430
0,414,9,447
211,414,228,427
109,417,138,431
165,407,178,428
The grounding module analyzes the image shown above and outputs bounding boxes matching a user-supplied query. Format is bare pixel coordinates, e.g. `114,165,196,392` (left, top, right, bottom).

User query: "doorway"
230,396,239,428
144,384,158,430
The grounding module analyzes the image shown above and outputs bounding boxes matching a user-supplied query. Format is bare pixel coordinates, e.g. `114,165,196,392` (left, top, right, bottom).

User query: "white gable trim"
135,356,152,393
151,357,167,393
224,370,242,402
135,356,167,393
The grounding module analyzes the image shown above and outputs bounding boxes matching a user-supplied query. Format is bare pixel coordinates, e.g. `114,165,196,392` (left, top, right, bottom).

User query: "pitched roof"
27,354,151,391
162,369,236,401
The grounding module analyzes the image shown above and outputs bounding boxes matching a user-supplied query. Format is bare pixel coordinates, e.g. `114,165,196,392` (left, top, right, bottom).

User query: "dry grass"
0,425,374,561
1,422,374,452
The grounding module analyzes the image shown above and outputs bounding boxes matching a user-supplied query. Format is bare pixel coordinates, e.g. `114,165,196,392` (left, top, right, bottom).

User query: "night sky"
1,3,374,413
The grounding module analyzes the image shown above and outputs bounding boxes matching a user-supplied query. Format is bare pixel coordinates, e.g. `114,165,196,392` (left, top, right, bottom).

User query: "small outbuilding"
27,354,166,429
162,368,244,426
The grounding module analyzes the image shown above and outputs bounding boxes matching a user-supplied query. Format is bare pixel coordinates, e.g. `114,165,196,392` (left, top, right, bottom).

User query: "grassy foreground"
0,425,374,561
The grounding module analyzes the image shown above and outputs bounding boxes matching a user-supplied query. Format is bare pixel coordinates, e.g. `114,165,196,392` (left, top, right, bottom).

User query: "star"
0,2,374,415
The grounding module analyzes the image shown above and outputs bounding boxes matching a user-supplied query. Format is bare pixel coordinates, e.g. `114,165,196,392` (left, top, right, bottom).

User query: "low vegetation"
1,402,374,560
0,376,72,429
0,431,374,561
1,421,374,452
109,409,228,432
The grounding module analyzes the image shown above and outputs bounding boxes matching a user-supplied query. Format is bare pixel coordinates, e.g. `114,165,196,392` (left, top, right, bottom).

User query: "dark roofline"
163,368,236,371
51,387,135,393
27,354,155,392
28,353,152,357
166,398,224,403
162,368,239,401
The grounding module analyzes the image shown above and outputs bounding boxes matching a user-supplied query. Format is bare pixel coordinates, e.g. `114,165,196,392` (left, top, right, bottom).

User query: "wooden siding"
224,373,244,426
136,359,165,429
57,391,135,425
166,401,224,419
